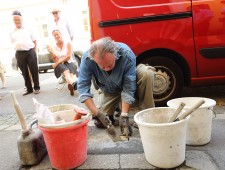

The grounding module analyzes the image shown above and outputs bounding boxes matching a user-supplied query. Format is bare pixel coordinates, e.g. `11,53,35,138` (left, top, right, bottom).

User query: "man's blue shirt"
77,42,136,105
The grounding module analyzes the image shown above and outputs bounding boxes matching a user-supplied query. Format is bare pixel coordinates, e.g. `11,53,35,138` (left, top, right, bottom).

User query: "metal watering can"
10,91,47,166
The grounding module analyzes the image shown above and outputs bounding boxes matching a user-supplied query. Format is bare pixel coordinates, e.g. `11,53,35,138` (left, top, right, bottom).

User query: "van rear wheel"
142,56,184,106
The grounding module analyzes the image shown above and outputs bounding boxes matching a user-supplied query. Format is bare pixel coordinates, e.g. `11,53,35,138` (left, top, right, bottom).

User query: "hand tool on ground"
105,117,126,142
94,110,126,142
168,102,186,123
174,99,205,122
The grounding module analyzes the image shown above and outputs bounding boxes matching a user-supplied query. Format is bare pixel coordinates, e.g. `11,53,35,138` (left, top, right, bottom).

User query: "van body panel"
89,0,197,76
192,0,225,77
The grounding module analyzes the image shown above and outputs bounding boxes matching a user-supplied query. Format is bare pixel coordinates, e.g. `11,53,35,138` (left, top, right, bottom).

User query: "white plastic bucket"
167,97,216,145
134,107,188,169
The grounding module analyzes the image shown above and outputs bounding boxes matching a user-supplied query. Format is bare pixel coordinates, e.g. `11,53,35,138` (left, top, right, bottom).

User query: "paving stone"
120,153,155,169
0,124,11,130
183,150,218,170
5,124,22,130
29,156,52,170
78,154,119,169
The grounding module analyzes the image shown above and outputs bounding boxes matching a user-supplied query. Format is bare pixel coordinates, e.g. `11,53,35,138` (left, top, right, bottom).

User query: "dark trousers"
16,48,40,91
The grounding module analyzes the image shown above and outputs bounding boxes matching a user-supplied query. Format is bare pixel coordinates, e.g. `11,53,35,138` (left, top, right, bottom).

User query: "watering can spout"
10,91,28,131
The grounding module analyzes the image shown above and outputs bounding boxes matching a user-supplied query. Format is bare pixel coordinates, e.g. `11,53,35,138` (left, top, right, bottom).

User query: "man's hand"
93,110,110,128
119,113,133,137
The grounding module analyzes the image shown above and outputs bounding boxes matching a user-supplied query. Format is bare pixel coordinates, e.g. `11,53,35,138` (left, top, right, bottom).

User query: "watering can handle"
175,99,205,121
28,119,38,130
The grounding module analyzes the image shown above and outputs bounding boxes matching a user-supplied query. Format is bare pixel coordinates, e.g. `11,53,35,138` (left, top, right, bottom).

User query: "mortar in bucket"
39,109,90,170
167,97,216,145
48,104,76,113
134,107,189,169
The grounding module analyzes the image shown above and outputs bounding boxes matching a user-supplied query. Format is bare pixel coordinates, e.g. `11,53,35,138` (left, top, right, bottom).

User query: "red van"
88,0,225,106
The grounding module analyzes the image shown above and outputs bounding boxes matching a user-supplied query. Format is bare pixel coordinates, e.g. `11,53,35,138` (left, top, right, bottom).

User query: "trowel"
104,117,128,142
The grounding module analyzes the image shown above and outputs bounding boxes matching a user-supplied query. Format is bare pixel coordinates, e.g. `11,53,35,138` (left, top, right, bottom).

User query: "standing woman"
10,10,40,95
47,29,77,96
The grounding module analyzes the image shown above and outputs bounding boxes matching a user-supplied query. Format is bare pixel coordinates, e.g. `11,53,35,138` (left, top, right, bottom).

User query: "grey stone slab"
186,119,225,170
120,153,155,169
5,124,22,130
184,150,218,170
29,156,52,170
87,125,143,155
0,130,21,170
0,124,11,130
120,151,218,170
77,154,120,169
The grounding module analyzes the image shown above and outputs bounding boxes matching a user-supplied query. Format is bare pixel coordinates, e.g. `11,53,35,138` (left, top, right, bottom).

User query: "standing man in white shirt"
10,10,40,96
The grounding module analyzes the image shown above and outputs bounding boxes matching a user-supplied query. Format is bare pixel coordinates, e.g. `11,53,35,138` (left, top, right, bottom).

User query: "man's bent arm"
84,98,98,116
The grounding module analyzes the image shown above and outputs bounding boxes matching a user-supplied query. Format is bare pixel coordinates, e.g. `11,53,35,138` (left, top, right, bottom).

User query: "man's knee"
137,64,155,83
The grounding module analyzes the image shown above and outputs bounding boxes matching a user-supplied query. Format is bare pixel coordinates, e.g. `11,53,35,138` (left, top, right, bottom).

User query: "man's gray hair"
89,37,117,60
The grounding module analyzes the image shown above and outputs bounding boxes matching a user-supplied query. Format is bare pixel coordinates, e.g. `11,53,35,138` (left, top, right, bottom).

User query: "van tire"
142,56,184,106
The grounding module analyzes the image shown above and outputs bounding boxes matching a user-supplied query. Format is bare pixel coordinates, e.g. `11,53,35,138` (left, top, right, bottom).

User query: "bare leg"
70,73,77,82
63,70,76,96
63,70,74,84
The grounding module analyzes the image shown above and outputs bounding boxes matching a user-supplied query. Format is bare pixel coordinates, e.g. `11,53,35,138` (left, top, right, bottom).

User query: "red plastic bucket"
39,118,89,170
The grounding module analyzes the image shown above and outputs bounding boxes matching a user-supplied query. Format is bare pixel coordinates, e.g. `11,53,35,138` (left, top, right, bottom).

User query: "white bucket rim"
167,97,216,109
134,107,187,127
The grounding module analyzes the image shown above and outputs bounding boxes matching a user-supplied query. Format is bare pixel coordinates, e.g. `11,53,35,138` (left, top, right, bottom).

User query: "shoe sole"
23,91,33,96
68,84,74,96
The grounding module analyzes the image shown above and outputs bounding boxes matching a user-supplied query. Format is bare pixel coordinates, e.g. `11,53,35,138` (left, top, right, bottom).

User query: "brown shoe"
68,84,74,96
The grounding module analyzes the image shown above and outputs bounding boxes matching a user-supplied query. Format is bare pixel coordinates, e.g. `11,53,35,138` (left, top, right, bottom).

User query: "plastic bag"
33,98,65,124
